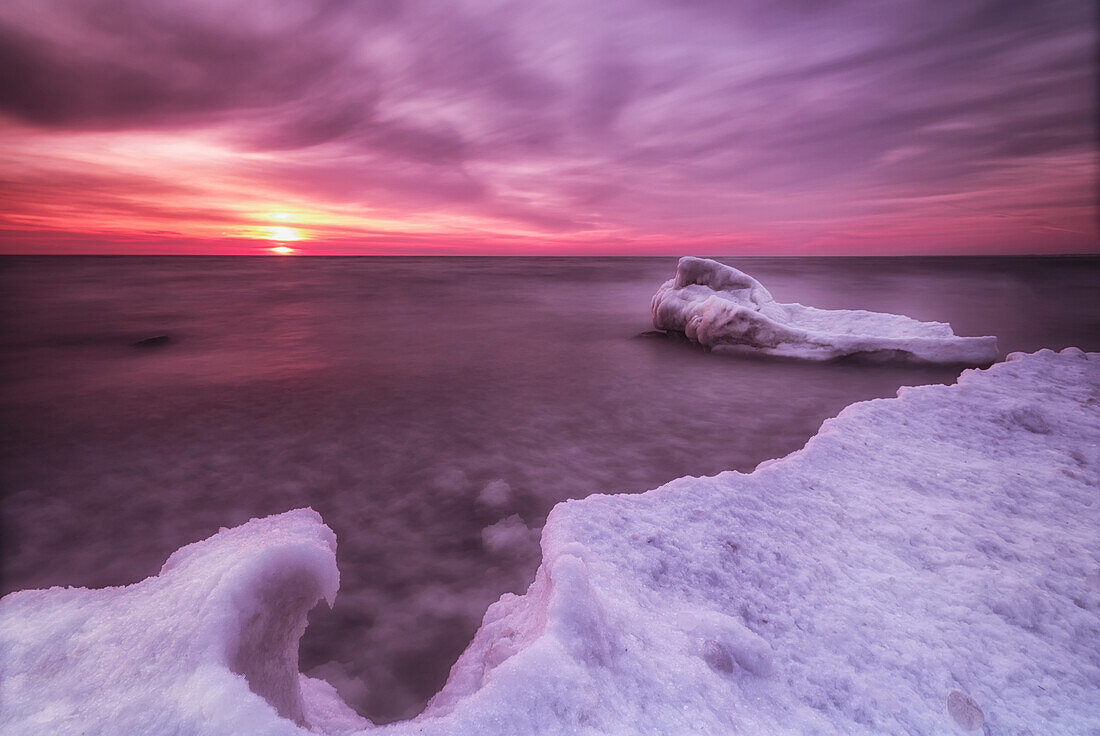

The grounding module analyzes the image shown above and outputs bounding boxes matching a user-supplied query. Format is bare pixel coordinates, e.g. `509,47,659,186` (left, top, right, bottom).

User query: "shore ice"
2,349,1097,735
651,256,999,364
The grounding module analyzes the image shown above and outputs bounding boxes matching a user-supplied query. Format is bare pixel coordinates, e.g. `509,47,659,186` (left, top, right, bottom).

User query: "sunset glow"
0,1,1094,255
263,227,302,242
269,245,295,255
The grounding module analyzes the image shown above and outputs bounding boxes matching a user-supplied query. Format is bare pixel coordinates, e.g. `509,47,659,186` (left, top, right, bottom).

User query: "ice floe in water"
652,256,999,364
2,349,1097,735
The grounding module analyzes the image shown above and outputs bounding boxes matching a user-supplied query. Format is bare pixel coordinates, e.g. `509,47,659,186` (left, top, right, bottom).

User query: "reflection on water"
1,255,1097,721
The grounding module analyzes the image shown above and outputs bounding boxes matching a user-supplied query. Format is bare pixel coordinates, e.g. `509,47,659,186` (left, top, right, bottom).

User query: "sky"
0,0,1096,255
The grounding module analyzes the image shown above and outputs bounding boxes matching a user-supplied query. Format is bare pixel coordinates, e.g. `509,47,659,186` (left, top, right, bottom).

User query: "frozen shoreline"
652,257,999,364
2,349,1097,735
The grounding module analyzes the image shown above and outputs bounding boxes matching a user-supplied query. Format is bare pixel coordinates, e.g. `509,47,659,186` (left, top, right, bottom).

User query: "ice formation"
0,509,343,736
3,349,1097,735
651,256,999,363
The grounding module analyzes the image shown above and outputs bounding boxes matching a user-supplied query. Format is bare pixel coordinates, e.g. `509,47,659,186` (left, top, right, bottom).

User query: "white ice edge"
651,256,999,364
2,349,1097,735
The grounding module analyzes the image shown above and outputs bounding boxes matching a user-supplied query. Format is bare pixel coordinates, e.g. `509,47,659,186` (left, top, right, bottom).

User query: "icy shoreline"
2,349,1097,735
652,257,1000,364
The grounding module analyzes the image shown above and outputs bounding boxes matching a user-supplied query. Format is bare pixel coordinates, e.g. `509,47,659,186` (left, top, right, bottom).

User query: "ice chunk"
0,508,341,735
651,256,999,364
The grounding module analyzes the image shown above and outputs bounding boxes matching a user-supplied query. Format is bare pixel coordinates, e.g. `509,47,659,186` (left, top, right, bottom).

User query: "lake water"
1,255,1097,722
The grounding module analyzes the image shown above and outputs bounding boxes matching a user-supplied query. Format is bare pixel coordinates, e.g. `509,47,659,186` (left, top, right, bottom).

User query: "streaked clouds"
0,0,1095,253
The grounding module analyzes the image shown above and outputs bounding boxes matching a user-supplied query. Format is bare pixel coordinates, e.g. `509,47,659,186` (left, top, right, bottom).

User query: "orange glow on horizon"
270,245,296,254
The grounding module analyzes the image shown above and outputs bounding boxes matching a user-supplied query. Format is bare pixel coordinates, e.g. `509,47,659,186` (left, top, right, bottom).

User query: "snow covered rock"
651,256,999,364
2,350,1097,735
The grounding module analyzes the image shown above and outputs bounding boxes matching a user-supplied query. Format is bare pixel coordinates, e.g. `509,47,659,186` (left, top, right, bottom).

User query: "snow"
2,349,1097,735
651,256,1000,364
0,508,342,735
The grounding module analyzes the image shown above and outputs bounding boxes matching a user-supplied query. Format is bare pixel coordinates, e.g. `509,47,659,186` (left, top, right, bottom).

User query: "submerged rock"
131,334,172,349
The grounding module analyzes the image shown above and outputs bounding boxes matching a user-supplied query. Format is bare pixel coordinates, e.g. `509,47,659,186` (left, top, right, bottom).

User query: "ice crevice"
2,349,1098,735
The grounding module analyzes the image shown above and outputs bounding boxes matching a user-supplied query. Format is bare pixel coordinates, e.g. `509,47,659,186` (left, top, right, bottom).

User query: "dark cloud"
0,1,357,127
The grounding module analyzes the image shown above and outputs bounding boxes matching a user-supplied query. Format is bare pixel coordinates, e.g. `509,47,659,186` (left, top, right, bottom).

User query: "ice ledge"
402,348,1098,736
3,350,1097,735
651,256,999,364
0,508,339,735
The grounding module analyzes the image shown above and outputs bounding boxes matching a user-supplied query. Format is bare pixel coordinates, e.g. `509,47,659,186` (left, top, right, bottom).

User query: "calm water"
1,255,1097,722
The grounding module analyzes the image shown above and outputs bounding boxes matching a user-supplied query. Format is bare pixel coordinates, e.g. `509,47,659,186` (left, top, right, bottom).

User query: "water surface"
2,255,1097,721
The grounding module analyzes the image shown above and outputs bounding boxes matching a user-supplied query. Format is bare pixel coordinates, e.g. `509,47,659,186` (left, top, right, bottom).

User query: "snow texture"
651,256,999,364
0,508,341,735
2,349,1097,735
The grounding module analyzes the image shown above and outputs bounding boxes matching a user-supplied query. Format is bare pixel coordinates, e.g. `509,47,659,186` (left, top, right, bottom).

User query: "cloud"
0,0,1094,252
0,0,351,126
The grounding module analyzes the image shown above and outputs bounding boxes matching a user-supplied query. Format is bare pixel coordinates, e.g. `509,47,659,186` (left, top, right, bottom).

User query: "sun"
243,214,309,249
264,226,302,242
